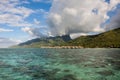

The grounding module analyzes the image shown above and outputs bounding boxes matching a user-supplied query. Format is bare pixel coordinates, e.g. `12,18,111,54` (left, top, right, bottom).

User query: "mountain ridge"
12,28,120,48
68,28,120,48
15,35,71,48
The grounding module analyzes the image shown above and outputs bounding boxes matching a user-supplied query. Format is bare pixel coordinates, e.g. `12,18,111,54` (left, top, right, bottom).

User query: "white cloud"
22,27,34,35
0,13,33,27
47,0,120,37
34,19,41,25
32,0,53,3
0,0,34,27
63,8,77,16
49,13,62,25
33,0,42,2
21,0,30,4
36,9,49,18
21,27,50,38
0,28,13,32
70,33,88,39
0,37,21,48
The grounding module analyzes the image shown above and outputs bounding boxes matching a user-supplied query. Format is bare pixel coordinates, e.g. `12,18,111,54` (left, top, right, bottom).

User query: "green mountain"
68,28,120,48
14,35,71,48
13,28,120,48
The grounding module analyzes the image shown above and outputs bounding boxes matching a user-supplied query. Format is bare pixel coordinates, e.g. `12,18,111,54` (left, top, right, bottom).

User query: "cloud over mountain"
47,0,120,36
22,27,50,38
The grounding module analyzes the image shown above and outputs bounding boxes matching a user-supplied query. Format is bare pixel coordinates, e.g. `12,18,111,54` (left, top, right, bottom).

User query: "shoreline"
11,46,120,49
40,46,84,49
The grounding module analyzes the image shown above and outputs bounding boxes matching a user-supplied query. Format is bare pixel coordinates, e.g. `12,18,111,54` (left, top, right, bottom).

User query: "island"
12,28,120,48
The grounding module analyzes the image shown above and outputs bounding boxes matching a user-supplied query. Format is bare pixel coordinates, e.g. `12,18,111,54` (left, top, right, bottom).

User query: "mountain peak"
18,35,71,46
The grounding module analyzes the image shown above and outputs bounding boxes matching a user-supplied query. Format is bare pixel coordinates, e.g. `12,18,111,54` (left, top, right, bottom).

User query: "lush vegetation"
12,35,71,48
12,28,120,48
68,28,120,48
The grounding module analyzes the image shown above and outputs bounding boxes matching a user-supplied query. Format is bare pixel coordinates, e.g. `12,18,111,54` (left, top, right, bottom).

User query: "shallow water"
0,48,120,80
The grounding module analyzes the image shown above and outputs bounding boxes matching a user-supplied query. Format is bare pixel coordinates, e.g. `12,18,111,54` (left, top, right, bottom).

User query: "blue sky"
0,0,52,47
0,0,51,38
0,0,120,48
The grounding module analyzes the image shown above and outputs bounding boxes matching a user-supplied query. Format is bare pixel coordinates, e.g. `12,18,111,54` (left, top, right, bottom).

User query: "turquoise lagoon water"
0,48,120,80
